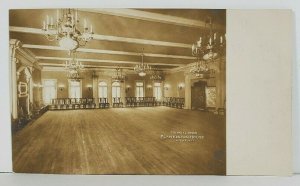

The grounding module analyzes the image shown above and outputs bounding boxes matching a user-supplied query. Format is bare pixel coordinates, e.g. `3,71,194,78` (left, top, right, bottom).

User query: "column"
9,39,21,120
108,80,112,107
184,74,191,109
121,81,126,106
29,68,34,115
25,68,32,116
215,59,221,111
215,57,226,111
11,58,18,119
92,75,98,107
220,57,226,109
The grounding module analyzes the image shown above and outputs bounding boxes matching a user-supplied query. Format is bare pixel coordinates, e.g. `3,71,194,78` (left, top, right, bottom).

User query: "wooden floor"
12,107,226,175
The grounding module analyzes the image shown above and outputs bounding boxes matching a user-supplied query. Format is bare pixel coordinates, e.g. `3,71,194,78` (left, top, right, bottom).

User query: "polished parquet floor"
12,107,226,175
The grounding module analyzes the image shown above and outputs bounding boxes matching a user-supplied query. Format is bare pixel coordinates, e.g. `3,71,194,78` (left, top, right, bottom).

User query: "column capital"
9,39,22,49
184,71,192,77
12,58,19,64
10,39,22,66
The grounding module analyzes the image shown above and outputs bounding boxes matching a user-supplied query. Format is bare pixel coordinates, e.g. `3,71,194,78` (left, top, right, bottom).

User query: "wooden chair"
86,98,96,109
125,97,131,107
104,98,110,108
80,98,87,109
151,97,155,107
64,99,71,109
73,98,80,109
144,97,149,107
177,98,184,109
49,99,56,110
99,98,109,109
58,98,66,110
132,97,137,107
138,97,145,107
113,97,123,108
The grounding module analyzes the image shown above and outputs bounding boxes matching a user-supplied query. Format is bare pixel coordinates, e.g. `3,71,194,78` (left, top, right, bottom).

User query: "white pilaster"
184,73,191,109
92,75,98,107
9,39,22,119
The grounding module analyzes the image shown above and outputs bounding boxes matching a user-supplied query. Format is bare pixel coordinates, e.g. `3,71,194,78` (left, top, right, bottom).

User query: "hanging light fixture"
189,60,209,77
134,48,151,77
111,66,125,82
150,68,163,81
191,17,225,61
64,52,83,81
190,17,226,77
64,52,84,73
42,9,94,51
67,71,82,82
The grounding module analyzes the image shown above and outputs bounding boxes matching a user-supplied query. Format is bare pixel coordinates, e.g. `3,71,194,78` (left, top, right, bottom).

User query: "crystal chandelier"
191,17,225,61
134,49,151,77
190,17,225,77
65,52,84,74
150,69,163,81
67,71,82,82
189,60,209,77
42,9,94,51
111,66,125,82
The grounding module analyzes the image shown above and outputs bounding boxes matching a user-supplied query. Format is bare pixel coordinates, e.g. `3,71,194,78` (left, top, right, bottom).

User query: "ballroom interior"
9,9,226,174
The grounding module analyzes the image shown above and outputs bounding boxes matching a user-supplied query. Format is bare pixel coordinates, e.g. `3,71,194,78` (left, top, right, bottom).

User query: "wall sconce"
126,85,131,93
178,83,185,90
87,85,93,91
164,84,170,91
147,85,152,90
33,83,43,89
58,84,65,91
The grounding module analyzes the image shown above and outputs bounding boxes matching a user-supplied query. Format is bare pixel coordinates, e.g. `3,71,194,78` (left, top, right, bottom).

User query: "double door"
191,81,207,110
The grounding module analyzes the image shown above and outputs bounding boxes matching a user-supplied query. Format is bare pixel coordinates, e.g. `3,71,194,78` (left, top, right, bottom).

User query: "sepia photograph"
9,8,226,175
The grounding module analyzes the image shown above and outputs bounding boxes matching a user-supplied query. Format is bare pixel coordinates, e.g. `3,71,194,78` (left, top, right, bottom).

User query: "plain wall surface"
227,10,293,175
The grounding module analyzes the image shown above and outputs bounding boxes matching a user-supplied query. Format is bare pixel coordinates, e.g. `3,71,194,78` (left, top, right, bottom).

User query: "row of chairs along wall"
49,97,185,110
162,97,185,109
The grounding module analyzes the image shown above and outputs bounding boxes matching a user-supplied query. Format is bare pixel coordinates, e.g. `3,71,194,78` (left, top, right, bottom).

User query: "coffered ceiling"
9,9,226,72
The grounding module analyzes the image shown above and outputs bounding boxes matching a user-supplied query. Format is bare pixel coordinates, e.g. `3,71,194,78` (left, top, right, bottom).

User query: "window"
69,80,81,98
154,82,162,100
98,81,107,98
43,79,57,104
112,82,121,98
136,82,144,97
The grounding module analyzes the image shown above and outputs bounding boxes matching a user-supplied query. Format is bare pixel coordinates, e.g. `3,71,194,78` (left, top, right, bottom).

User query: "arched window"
112,81,121,98
43,79,57,104
69,80,82,98
98,81,107,98
154,82,162,100
136,82,144,97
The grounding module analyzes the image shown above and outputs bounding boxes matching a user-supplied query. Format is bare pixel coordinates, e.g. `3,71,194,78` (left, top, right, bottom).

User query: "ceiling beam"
41,64,170,73
40,63,133,69
10,26,191,49
41,66,166,74
36,56,185,67
23,44,195,60
79,9,225,31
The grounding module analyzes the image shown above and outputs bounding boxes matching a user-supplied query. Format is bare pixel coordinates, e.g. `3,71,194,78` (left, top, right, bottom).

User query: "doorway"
191,81,207,110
